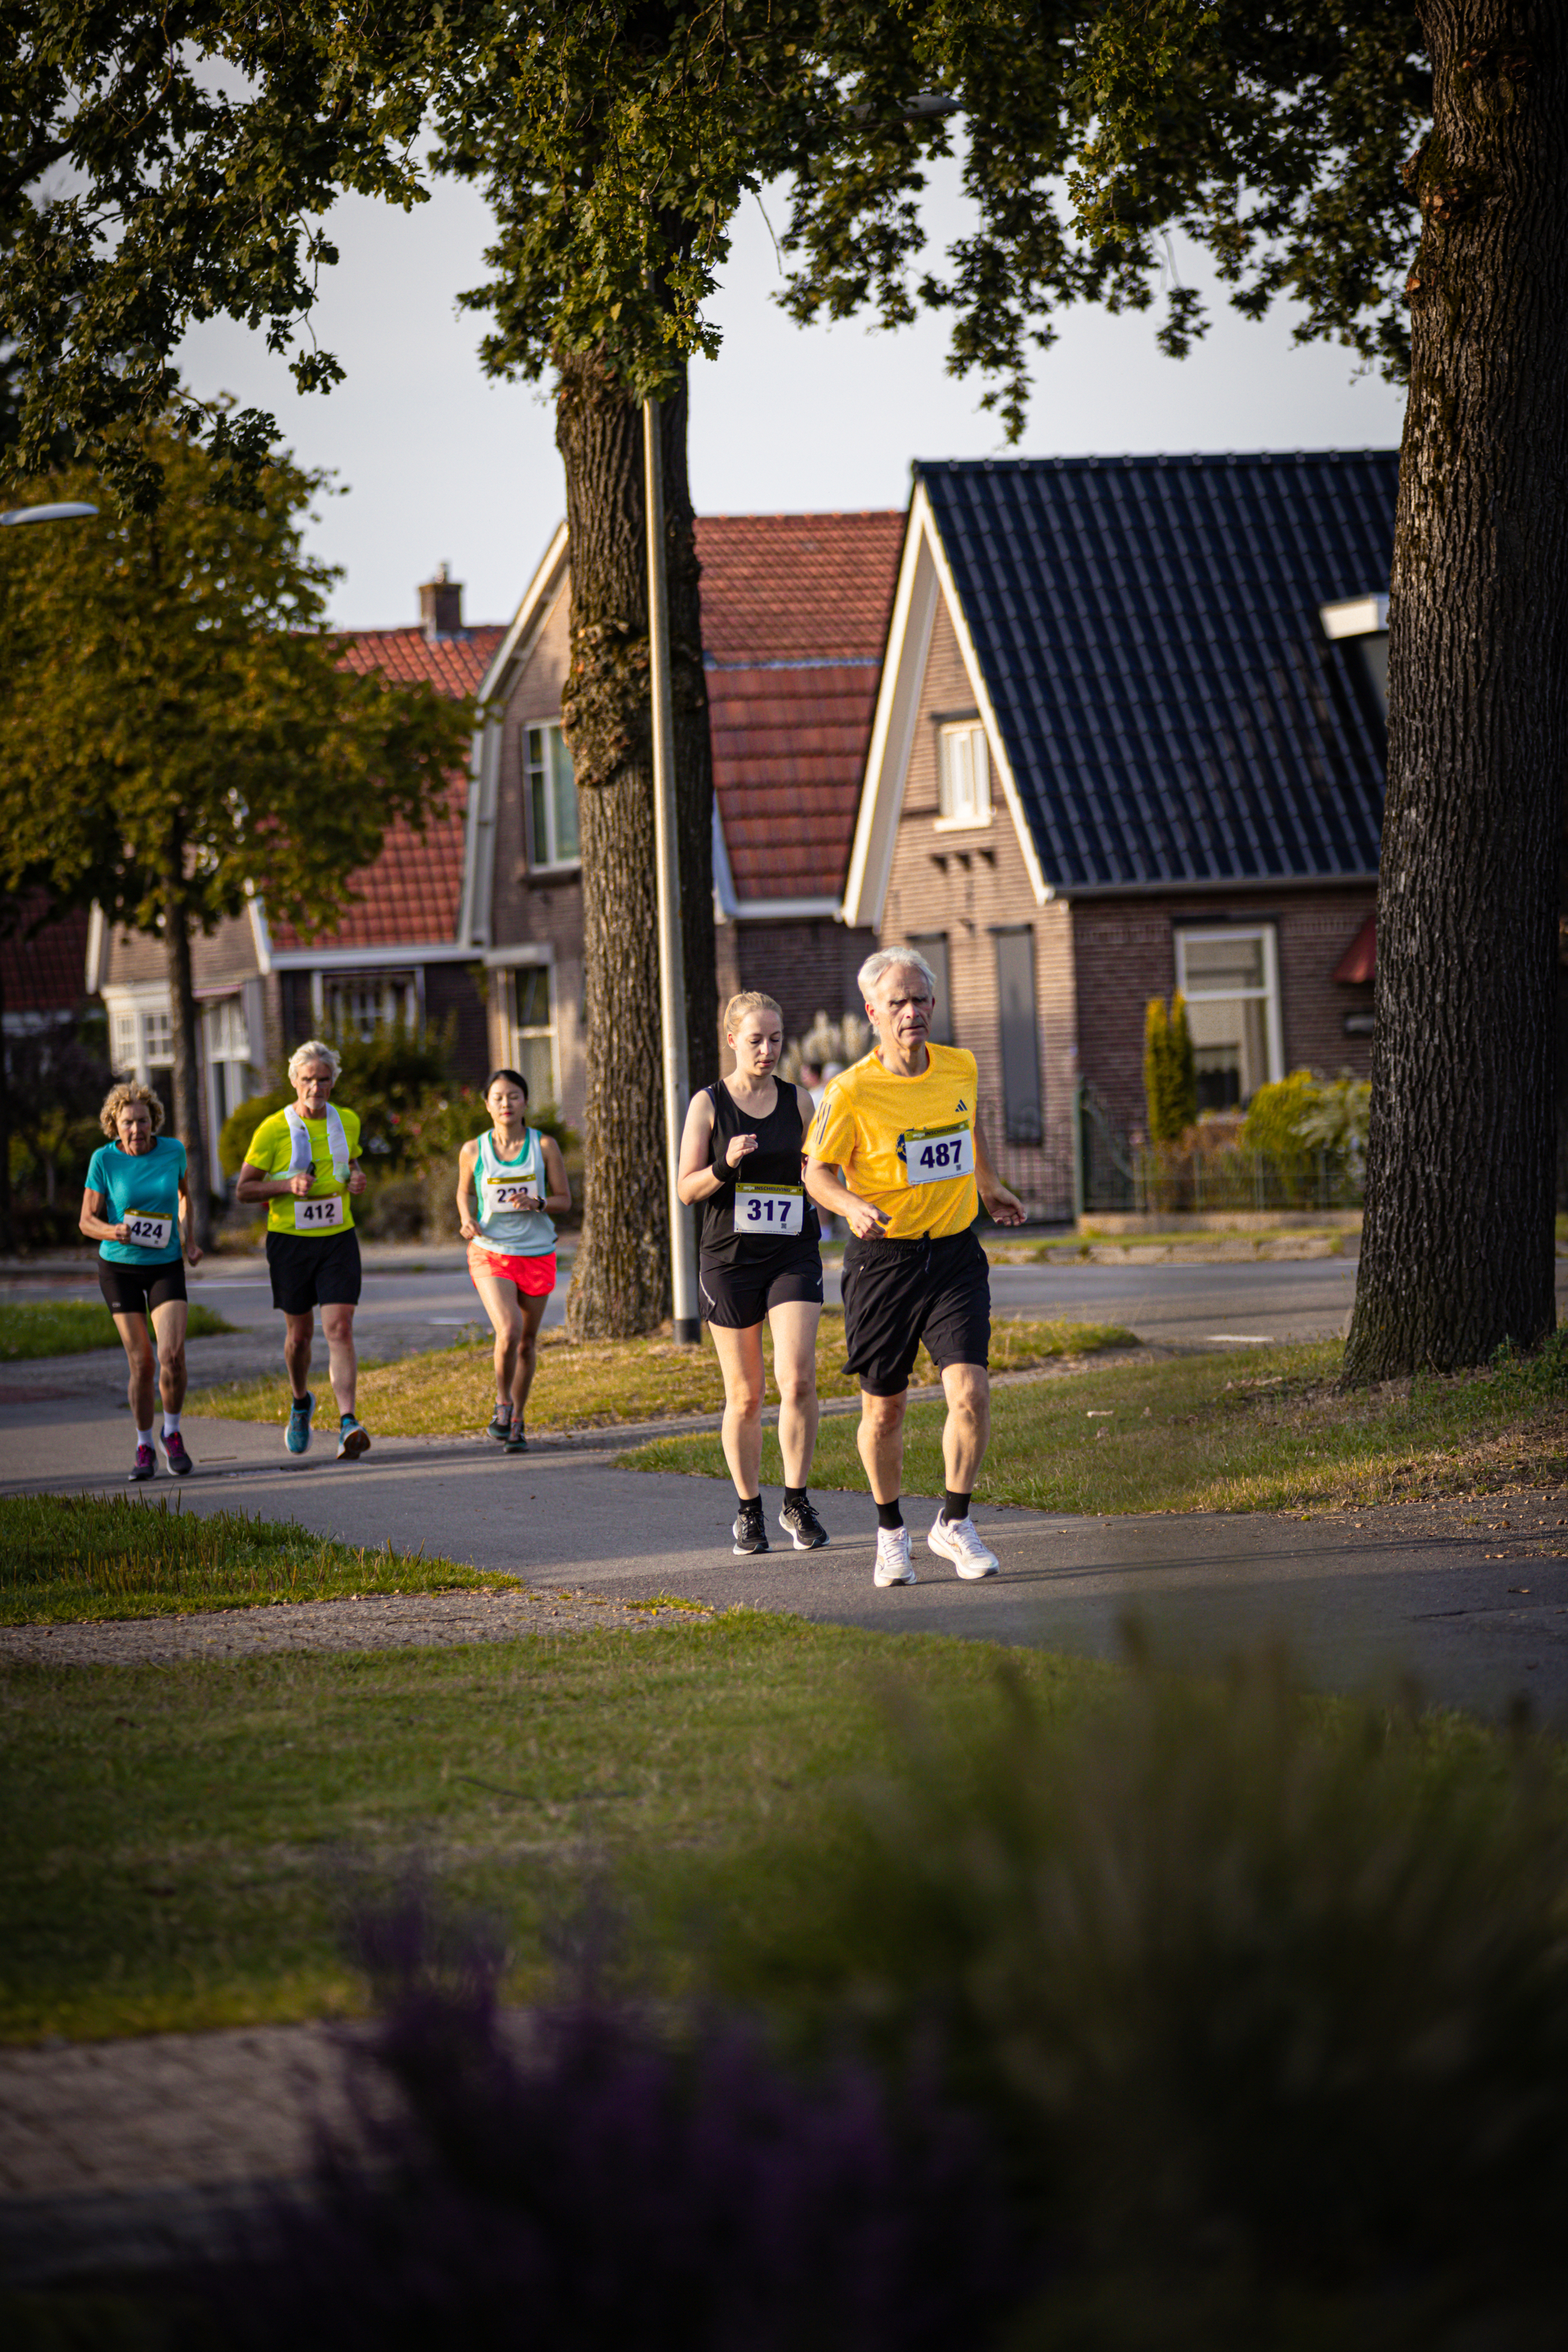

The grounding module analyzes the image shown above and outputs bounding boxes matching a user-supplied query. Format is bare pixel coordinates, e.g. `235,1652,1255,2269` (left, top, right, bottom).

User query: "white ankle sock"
162,1411,180,1436
136,1427,154,1447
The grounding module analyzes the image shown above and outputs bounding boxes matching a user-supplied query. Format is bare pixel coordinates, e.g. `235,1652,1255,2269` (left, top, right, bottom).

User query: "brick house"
843,451,1396,1213
88,571,503,1192
457,511,906,1118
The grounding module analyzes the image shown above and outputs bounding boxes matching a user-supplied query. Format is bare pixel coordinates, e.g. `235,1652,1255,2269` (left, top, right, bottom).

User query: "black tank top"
701,1078,819,1258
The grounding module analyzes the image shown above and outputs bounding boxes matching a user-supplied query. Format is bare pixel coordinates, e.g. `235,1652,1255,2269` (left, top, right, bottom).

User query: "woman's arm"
678,1089,758,1204
178,1169,204,1266
540,1135,572,1214
79,1186,127,1247
456,1140,480,1241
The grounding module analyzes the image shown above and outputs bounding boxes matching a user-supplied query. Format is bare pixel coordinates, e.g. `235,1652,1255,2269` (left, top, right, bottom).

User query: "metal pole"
643,396,701,1345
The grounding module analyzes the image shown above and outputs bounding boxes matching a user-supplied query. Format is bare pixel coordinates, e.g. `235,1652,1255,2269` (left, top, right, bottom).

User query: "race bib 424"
122,1210,173,1250
901,1122,975,1185
292,1195,345,1232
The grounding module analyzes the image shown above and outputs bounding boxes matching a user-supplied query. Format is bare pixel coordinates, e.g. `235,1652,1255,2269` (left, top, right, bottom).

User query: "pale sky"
176,165,1410,631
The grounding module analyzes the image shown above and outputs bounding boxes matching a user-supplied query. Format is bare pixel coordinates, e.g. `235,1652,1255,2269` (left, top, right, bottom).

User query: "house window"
322,971,418,1040
526,723,580,868
937,721,990,828
907,934,954,1046
1174,927,1283,1112
205,996,256,1130
502,964,558,1109
111,1009,139,1075
994,929,1042,1144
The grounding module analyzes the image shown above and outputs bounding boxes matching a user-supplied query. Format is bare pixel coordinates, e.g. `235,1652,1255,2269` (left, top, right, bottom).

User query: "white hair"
858,946,938,1002
287,1038,343,1086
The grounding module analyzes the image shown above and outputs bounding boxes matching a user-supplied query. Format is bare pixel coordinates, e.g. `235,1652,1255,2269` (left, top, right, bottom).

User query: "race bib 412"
292,1195,345,1232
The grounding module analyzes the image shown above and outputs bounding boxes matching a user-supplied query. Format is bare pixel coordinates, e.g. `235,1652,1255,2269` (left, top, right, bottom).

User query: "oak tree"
0,425,470,1243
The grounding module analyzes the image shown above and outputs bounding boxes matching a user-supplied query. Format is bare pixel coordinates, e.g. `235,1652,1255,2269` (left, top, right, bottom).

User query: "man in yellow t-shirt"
236,1040,371,1462
806,948,1025,1590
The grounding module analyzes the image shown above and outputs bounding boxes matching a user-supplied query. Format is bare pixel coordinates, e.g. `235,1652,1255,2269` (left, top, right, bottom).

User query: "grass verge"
192,1312,1135,1436
0,1491,522,1626
0,1617,1112,2041
0,1298,235,1359
621,1337,1568,1515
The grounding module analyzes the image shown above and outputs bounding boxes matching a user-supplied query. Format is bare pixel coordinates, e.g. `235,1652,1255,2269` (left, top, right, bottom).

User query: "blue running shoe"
337,1414,371,1461
286,1392,314,1455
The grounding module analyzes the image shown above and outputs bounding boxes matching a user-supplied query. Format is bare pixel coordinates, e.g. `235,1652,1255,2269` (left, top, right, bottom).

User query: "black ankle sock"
784,1486,808,1508
876,1500,904,1530
942,1490,971,1523
735,1492,763,1518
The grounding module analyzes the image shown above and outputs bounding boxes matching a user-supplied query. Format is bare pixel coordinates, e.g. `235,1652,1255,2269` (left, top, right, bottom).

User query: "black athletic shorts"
98,1255,187,1317
266,1226,363,1316
840,1223,991,1396
699,1240,824,1329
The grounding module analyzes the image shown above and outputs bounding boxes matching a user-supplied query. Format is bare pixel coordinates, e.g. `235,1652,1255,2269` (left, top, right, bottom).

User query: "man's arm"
804,1156,888,1239
975,1112,1026,1226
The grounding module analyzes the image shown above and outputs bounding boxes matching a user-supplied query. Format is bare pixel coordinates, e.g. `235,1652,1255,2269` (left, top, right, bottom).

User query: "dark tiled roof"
917,452,1397,891
0,894,89,1012
272,625,504,953
696,513,903,901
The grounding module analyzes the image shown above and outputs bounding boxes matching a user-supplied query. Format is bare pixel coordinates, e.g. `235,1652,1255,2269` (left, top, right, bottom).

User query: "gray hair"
287,1037,343,1087
858,946,938,1002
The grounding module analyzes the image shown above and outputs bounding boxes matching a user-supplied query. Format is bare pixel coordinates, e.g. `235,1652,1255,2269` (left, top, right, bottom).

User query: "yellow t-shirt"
246,1105,363,1237
807,1044,979,1240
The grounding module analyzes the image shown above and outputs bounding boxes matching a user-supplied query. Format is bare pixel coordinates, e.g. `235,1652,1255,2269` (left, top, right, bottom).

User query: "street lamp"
1,502,99,527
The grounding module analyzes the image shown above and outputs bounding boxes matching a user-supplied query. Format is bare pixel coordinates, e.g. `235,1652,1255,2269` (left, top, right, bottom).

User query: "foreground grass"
0,1492,521,1626
623,1338,1568,1515
0,1617,1112,2042
0,1299,235,1359
194,1312,1134,1436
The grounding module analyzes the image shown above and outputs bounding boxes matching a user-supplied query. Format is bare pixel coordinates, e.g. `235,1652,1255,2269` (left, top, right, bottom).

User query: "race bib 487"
292,1195,345,1232
901,1122,975,1185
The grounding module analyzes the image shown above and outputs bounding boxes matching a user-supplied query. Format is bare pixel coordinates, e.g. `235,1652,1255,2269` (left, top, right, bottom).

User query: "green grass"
194,1312,1135,1436
621,1338,1568,1515
0,1491,524,1626
0,1298,236,1359
0,1617,1112,2042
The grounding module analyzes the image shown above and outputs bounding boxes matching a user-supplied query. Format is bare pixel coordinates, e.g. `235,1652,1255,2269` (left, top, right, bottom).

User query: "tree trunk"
0,906,12,1255
1345,2,1568,1381
556,354,716,1338
163,852,212,1251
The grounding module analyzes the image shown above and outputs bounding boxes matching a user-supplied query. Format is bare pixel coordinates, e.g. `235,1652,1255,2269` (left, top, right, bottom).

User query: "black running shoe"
732,1501,769,1556
488,1406,512,1443
506,1418,528,1454
778,1495,828,1551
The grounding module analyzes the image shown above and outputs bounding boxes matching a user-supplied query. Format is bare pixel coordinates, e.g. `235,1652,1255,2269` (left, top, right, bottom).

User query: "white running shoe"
873,1526,916,1587
927,1514,1000,1580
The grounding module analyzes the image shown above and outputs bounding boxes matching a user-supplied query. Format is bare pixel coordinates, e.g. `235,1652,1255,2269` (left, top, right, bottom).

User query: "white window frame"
524,719,581,871
935,719,992,831
1174,924,1285,1094
500,960,559,1108
313,967,421,1040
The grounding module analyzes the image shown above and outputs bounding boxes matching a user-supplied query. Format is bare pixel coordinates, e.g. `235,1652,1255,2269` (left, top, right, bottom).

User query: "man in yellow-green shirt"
236,1040,372,1462
805,948,1024,1590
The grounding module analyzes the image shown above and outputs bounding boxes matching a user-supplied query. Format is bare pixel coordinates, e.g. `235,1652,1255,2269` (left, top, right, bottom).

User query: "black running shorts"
840,1223,991,1396
98,1256,188,1318
266,1226,363,1315
699,1240,824,1329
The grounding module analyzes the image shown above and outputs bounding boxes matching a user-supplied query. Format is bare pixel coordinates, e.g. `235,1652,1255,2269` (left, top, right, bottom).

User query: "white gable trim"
840,481,1051,929
712,802,739,922
459,521,572,949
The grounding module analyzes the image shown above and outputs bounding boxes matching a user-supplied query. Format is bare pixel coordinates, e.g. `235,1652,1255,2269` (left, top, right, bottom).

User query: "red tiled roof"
695,513,904,663
0,894,89,1013
696,513,905,902
271,625,504,953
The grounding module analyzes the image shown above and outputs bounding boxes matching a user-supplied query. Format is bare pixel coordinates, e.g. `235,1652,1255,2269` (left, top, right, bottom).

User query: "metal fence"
1127,1147,1362,1217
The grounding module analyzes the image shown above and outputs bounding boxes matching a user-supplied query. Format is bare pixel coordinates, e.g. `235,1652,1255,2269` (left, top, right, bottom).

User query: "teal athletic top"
472,1127,556,1258
85,1136,187,1265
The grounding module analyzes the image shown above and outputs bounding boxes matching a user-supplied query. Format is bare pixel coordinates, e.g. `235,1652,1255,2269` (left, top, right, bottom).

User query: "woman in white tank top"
456,1069,572,1453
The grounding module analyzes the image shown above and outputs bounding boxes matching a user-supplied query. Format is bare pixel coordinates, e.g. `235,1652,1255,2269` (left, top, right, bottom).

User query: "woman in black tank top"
677,991,827,1559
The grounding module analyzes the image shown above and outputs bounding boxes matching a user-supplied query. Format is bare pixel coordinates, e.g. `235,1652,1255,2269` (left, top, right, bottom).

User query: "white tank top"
473,1127,555,1257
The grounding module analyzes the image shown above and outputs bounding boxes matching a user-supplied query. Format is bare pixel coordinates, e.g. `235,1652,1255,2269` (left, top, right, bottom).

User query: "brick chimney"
419,563,463,640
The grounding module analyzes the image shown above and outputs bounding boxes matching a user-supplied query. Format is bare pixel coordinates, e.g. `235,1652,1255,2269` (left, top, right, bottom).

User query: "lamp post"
642,397,701,1345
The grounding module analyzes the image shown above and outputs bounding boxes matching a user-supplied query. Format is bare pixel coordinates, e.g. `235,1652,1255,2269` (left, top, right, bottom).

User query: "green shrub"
1143,991,1196,1142
1244,1069,1370,1185
720,1657,1568,2343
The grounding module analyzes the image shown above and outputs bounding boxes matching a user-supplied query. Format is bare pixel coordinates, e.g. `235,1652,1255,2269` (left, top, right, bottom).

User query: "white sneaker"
927,1514,999,1580
873,1526,916,1587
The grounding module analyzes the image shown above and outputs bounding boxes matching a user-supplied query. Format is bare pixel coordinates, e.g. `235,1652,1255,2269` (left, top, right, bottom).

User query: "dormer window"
937,720,991,829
